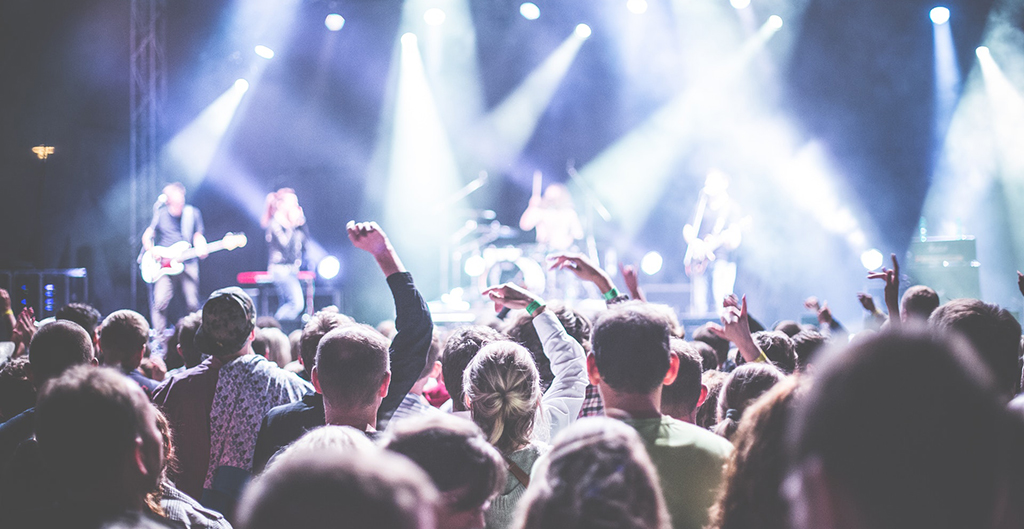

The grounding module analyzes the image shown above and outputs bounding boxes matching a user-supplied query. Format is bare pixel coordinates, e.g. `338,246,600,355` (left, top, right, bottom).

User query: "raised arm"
347,221,431,420
867,253,901,328
707,295,765,364
547,252,629,305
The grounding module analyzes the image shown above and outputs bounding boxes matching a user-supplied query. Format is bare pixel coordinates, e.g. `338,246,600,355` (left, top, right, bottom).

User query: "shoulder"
153,360,219,403
655,416,733,457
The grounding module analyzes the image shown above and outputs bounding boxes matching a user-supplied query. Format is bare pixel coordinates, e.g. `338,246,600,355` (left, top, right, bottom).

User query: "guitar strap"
181,206,195,242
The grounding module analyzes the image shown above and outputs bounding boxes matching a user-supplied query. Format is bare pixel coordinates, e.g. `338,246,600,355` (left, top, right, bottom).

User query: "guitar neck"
177,240,230,262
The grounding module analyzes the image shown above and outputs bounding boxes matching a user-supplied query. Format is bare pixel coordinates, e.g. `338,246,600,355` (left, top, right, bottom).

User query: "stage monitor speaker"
1,269,89,319
905,238,980,302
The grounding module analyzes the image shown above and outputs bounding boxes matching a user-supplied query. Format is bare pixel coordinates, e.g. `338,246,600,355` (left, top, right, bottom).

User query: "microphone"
157,194,167,205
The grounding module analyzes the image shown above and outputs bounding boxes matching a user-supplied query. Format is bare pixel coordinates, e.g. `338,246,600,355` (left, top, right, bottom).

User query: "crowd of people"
1,222,1023,529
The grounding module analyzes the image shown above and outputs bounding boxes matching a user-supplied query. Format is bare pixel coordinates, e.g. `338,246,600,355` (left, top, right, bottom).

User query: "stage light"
401,32,418,47
325,13,345,31
860,249,884,271
730,0,751,9
575,23,592,39
627,0,648,14
767,15,783,29
641,251,663,275
930,6,950,25
424,8,446,26
520,2,540,20
464,255,486,277
234,78,249,92
976,45,990,59
254,45,275,59
317,256,341,280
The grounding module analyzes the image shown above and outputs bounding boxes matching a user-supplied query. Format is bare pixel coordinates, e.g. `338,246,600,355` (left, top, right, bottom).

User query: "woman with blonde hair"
261,188,307,322
512,417,671,529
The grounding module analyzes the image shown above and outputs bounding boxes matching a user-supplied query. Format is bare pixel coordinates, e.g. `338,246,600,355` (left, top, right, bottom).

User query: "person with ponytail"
712,363,783,442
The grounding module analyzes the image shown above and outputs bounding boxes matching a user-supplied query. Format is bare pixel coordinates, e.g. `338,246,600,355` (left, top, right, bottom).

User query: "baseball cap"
195,287,256,356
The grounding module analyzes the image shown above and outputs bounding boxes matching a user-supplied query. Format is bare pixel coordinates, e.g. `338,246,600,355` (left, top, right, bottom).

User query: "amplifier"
0,269,89,318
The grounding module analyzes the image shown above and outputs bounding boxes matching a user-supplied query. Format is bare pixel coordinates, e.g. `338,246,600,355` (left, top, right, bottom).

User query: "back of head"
504,304,591,388
35,366,158,494
29,320,95,384
591,302,672,394
789,329,1018,529
748,331,797,374
463,342,541,454
711,377,802,529
384,414,505,513
260,327,291,368
173,312,203,368
697,370,728,430
99,310,150,369
693,324,730,368
300,310,355,379
238,449,438,529
929,298,1022,398
514,417,670,529
416,330,443,381
691,340,718,372
267,425,376,472
442,326,506,412
900,285,939,323
790,330,827,370
714,363,783,441
195,287,257,357
661,339,704,420
55,302,102,340
772,320,801,338
315,325,390,409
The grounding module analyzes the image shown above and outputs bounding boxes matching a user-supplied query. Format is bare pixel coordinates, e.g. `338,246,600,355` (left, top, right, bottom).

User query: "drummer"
518,172,584,252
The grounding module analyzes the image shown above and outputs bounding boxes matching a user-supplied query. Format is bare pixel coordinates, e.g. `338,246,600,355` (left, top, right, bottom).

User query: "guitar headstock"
223,232,248,250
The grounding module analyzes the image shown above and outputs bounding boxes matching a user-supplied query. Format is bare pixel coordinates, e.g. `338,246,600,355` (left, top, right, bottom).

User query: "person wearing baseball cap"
154,287,312,516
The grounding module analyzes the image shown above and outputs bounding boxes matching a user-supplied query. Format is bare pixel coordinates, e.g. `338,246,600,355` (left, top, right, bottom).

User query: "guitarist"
142,182,208,339
683,170,742,316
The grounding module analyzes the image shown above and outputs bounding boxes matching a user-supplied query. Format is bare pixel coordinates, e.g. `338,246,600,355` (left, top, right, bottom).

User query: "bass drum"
477,246,546,296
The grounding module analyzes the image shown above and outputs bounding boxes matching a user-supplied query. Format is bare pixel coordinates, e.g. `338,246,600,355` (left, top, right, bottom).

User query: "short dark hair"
416,331,443,381
746,331,796,374
591,303,672,394
441,326,506,412
929,299,1023,398
173,312,203,369
34,366,154,492
99,310,150,369
383,415,505,511
29,320,95,384
900,285,939,322
55,303,102,339
693,324,730,367
504,303,591,388
315,326,390,408
662,339,704,417
791,330,827,369
772,320,802,338
237,449,438,529
300,311,354,379
714,363,784,441
790,329,1018,529
691,340,719,372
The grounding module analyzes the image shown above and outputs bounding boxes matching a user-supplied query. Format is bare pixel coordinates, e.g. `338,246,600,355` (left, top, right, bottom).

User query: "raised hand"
347,221,404,276
867,253,900,325
482,283,543,314
707,295,762,363
857,292,878,313
547,253,613,294
11,306,36,354
618,263,644,301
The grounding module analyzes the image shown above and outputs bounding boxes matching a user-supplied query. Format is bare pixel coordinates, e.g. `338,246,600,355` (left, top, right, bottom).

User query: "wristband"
602,287,620,301
3,309,12,316
525,300,544,316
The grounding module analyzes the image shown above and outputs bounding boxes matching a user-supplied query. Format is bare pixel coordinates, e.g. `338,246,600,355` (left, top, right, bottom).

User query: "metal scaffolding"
129,0,166,309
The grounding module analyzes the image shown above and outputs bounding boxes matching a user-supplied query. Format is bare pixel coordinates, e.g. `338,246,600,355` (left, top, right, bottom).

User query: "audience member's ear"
311,366,322,394
378,371,391,398
697,384,708,409
586,353,602,386
662,352,680,386
132,437,149,477
428,361,442,379
463,393,473,410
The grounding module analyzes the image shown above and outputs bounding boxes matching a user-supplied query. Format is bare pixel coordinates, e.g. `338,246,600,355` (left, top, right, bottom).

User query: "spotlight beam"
161,80,250,187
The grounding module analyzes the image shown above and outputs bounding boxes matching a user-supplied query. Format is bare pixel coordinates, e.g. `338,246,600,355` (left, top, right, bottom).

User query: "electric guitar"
140,232,247,283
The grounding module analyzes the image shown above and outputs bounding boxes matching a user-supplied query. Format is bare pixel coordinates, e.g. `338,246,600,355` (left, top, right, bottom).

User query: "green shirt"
622,415,733,529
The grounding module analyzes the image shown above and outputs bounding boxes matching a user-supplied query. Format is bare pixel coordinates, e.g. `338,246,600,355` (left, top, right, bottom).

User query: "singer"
261,188,307,322
142,182,208,339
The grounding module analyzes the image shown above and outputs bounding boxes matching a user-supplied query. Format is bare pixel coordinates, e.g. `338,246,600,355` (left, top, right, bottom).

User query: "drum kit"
443,209,547,299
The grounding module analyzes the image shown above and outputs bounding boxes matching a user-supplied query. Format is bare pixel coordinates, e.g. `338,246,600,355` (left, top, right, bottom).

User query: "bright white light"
401,32,418,47
730,0,751,9
254,45,275,60
930,6,950,25
860,249,884,271
520,2,540,20
325,13,345,31
233,78,250,92
424,8,446,26
767,15,783,29
640,251,663,276
976,46,990,59
317,256,341,279
627,0,648,14
575,23,592,39
464,255,486,277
